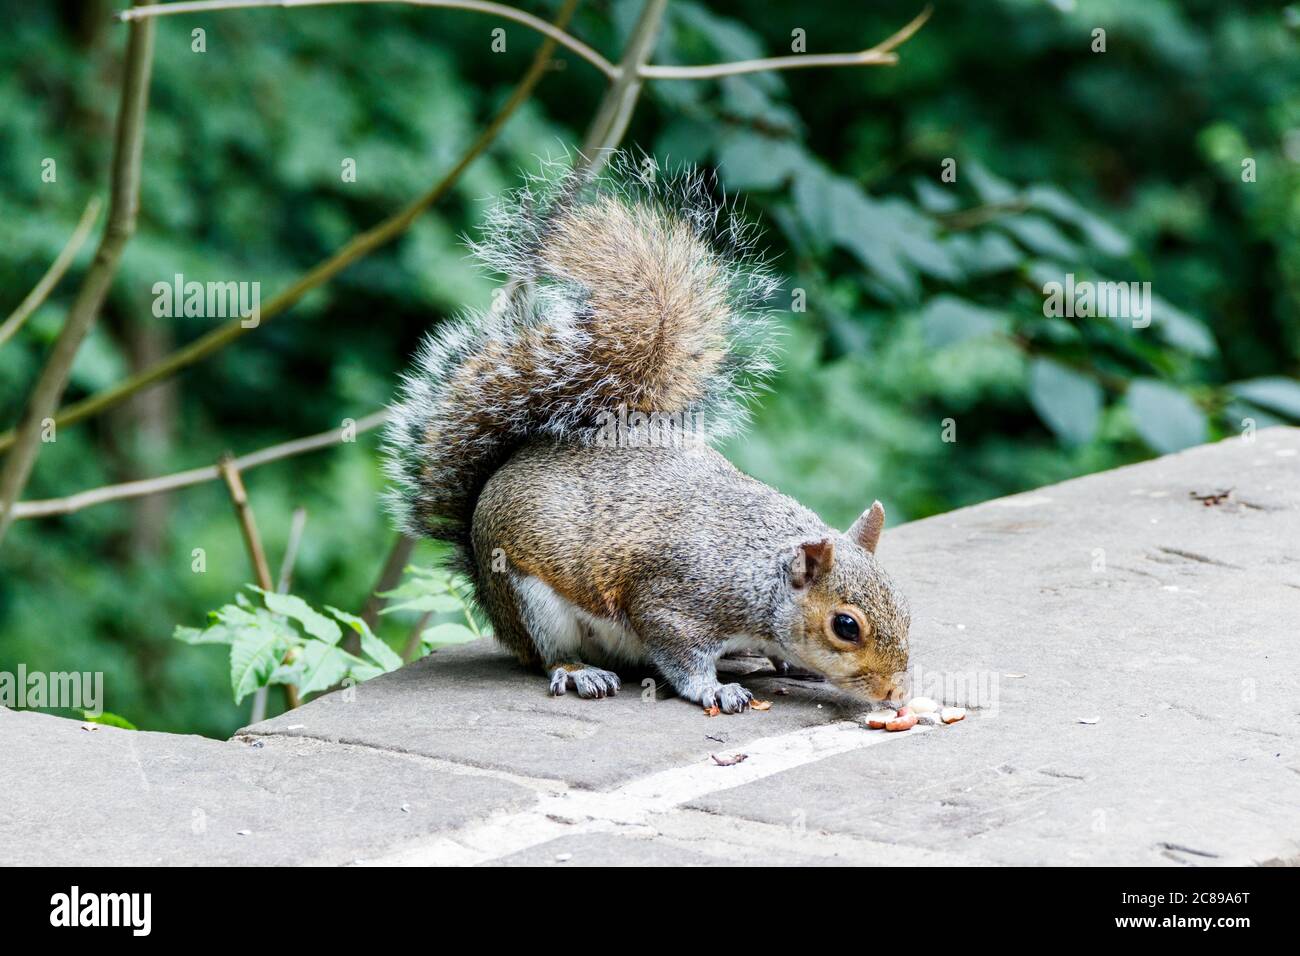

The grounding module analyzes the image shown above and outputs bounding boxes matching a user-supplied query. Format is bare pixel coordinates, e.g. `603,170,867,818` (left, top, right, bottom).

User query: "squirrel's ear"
848,500,886,554
790,538,834,589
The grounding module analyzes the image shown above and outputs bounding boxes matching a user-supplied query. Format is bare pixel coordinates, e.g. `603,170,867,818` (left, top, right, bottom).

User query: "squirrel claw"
549,666,621,700
703,683,753,715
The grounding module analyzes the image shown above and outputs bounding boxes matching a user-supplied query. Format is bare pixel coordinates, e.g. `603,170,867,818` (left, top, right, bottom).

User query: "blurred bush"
0,0,1296,734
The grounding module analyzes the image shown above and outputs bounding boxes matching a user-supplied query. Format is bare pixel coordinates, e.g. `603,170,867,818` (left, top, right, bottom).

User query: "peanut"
864,710,894,729
885,712,918,732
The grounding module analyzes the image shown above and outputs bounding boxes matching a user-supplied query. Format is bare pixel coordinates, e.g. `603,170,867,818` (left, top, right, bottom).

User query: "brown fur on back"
381,157,777,576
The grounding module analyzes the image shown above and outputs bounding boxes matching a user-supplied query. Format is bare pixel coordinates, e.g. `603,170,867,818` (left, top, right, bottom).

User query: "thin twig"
0,0,580,454
639,6,932,80
352,0,584,651
218,455,301,710
359,534,416,631
401,611,434,663
0,3,155,548
217,456,276,592
251,504,307,723
276,506,309,593
117,0,617,78
0,197,104,350
365,0,660,644
355,0,630,663
579,0,668,170
935,198,1033,232
10,410,387,520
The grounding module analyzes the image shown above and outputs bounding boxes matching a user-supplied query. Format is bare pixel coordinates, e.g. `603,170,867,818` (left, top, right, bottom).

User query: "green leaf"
349,661,386,683
965,160,1018,203
1126,380,1206,453
269,660,305,687
1149,296,1217,358
1229,377,1300,422
213,604,260,628
1025,185,1132,257
918,295,1006,349
381,593,463,615
946,231,1023,276
82,711,136,730
1223,400,1288,431
654,118,714,166
716,132,804,191
999,215,1081,261
326,605,404,672
254,587,342,644
403,564,451,580
377,577,449,600
421,621,478,647
913,177,960,213
230,621,290,705
1028,358,1103,446
894,221,964,282
295,640,359,697
174,623,235,645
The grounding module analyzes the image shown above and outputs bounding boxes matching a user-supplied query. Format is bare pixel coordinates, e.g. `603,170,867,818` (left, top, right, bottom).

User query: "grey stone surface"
4,429,1298,865
485,831,724,867
0,708,533,865
239,641,852,789
690,427,1300,865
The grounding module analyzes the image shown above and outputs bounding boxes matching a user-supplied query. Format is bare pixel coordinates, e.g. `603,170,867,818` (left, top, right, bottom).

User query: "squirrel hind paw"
703,683,754,715
548,665,621,700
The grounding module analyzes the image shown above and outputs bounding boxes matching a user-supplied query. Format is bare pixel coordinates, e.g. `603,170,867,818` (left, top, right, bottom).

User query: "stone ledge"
3,428,1297,866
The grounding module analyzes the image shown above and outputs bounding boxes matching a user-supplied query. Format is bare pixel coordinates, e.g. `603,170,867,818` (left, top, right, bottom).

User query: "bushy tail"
382,153,779,561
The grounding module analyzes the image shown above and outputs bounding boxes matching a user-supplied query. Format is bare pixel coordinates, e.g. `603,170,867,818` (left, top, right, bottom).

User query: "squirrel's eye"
831,613,860,642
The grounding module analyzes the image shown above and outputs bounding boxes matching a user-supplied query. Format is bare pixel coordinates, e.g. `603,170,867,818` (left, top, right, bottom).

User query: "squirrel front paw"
702,682,753,715
548,665,621,699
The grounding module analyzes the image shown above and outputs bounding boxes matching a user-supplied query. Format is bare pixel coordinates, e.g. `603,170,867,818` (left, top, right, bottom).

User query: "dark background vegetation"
2,0,1297,735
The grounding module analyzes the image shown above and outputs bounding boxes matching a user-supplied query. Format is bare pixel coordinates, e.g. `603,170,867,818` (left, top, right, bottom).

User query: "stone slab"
0,708,534,866
687,428,1300,866
240,640,855,789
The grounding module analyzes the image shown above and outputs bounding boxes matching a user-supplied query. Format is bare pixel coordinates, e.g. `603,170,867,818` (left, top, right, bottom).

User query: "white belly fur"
512,574,777,667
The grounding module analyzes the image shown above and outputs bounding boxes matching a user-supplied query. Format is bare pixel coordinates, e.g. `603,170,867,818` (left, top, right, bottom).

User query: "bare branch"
10,411,387,520
0,0,578,455
218,456,276,593
578,0,668,171
401,611,433,663
359,535,417,632
0,196,103,350
117,0,617,78
0,5,155,548
639,5,932,80
250,504,307,723
276,506,309,594
219,455,301,710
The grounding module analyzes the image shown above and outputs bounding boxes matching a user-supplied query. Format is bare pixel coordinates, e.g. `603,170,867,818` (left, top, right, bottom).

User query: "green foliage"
379,565,487,655
81,711,138,730
174,586,403,703
2,0,1297,735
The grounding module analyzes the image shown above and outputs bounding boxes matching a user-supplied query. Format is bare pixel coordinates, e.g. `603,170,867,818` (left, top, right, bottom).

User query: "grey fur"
382,153,911,711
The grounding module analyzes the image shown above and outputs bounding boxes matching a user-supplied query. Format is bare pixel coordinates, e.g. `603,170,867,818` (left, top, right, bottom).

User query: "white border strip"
368,719,927,866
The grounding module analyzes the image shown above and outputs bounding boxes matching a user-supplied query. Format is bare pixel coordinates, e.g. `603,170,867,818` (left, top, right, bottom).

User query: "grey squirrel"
383,156,910,713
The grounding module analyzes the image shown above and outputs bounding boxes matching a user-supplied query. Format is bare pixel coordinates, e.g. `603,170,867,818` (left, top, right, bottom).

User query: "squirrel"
383,156,911,714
